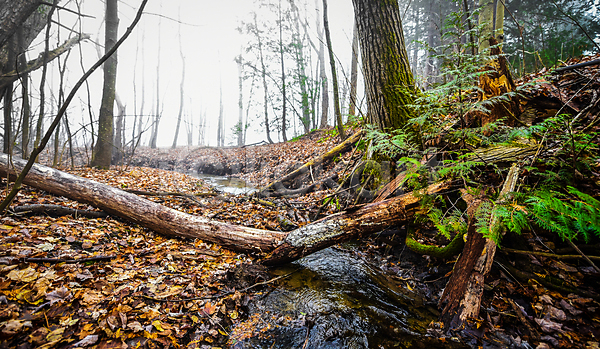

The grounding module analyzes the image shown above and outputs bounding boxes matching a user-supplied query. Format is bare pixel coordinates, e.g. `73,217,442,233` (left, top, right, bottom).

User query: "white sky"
29,0,359,148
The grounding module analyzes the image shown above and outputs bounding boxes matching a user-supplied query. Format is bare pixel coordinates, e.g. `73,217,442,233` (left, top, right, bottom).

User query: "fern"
527,187,600,242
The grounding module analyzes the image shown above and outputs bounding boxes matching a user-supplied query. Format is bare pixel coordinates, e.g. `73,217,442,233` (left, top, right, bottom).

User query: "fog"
27,0,358,149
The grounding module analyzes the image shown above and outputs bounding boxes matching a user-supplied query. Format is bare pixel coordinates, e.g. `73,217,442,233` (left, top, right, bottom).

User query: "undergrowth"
364,3,600,247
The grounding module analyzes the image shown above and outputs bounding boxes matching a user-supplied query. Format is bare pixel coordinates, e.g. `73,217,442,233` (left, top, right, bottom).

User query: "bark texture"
352,0,416,130
0,0,42,49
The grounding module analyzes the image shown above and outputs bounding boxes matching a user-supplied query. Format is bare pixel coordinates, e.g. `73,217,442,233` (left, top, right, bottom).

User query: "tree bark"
349,21,359,117
0,153,451,265
0,0,43,49
91,0,118,168
352,0,416,131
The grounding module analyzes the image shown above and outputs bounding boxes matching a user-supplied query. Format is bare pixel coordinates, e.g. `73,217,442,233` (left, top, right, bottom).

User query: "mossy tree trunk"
91,0,118,169
351,0,416,131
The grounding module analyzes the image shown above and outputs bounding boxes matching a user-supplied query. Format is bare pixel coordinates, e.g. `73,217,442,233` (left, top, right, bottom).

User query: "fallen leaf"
72,334,99,347
7,267,39,283
46,287,72,304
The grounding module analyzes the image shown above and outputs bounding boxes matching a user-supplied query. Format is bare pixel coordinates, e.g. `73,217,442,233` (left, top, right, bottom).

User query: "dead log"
259,130,363,196
0,154,286,253
0,154,451,265
439,163,520,328
262,180,455,265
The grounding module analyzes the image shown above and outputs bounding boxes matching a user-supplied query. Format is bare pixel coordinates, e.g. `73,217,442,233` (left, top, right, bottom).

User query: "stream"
196,173,468,348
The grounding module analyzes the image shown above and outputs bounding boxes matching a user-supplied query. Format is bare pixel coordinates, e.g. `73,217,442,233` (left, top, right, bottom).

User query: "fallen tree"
258,130,363,197
0,154,452,265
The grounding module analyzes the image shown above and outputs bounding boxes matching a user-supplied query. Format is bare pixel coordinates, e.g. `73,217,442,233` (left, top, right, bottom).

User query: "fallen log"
258,130,363,196
0,154,452,265
262,180,455,265
0,154,285,253
439,163,520,328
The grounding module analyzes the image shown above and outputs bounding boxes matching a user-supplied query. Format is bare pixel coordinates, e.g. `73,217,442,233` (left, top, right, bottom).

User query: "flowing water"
233,248,467,349
195,172,468,348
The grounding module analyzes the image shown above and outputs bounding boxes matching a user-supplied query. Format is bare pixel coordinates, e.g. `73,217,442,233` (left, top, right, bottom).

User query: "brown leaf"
46,286,72,304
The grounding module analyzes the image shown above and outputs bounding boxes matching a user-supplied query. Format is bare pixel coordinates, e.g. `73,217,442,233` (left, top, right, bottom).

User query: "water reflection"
194,173,256,195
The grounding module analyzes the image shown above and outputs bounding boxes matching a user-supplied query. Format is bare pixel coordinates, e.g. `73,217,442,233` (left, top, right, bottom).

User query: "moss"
405,225,465,259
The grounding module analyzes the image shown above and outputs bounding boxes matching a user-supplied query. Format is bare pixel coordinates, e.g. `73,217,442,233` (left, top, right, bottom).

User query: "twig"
501,247,600,262
566,239,600,272
39,1,95,18
550,0,600,52
23,255,116,264
508,298,541,340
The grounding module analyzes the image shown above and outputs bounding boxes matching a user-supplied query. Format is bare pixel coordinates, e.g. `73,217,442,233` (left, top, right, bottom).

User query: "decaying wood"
259,130,363,196
439,163,520,328
262,180,454,265
469,143,537,163
0,154,450,265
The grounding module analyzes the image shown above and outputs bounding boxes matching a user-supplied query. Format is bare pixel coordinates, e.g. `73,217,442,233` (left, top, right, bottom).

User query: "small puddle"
193,173,256,195
232,248,468,348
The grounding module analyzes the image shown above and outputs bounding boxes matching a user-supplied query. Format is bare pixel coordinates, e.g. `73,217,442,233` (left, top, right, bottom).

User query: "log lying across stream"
0,154,452,265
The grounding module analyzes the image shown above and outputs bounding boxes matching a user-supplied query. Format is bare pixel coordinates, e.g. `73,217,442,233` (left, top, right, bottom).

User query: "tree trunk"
17,27,30,159
439,164,519,328
172,20,185,149
0,153,452,265
253,14,274,144
237,54,244,147
352,0,416,131
323,0,346,140
278,0,288,142
113,96,125,164
2,36,15,154
150,5,162,149
349,21,359,117
91,0,118,169
0,0,43,49
217,83,224,147
478,0,504,54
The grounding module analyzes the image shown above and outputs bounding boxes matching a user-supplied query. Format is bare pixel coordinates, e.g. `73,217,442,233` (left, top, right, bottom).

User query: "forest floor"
2,55,600,348
1,130,599,348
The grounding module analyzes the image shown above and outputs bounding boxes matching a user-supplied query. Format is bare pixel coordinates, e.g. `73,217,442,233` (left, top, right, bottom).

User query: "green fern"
527,187,600,242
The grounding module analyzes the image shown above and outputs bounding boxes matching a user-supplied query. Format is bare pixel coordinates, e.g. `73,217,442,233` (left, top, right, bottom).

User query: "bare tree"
149,5,162,149
91,0,118,168
322,0,345,140
172,14,185,149
278,0,288,142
